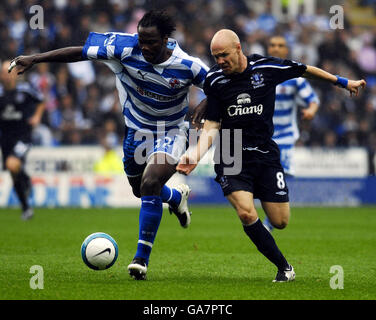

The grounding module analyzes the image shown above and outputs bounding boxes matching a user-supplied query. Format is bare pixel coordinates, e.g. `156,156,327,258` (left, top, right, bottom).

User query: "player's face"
138,26,168,64
212,45,242,74
267,37,288,59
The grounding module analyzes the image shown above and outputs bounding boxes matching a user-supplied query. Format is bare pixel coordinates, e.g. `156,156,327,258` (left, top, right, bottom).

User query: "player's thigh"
226,190,258,225
261,201,290,229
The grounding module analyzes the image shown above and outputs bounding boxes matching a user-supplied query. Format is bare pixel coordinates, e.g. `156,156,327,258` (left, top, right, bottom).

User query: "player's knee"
271,215,289,229
5,157,21,174
272,221,287,229
237,208,258,225
140,175,162,196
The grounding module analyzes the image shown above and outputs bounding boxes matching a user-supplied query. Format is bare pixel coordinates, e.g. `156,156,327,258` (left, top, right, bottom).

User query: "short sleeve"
82,32,137,61
252,56,307,85
16,82,44,103
191,59,209,89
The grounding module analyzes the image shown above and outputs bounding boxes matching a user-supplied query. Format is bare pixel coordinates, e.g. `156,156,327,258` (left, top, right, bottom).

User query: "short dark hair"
137,10,176,38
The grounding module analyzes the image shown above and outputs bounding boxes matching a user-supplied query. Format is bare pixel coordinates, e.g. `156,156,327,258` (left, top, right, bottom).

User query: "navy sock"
135,196,163,265
243,218,289,271
160,185,181,207
11,170,31,211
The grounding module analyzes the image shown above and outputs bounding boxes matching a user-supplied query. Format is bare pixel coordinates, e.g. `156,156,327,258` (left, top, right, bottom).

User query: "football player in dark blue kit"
0,60,45,220
177,29,366,282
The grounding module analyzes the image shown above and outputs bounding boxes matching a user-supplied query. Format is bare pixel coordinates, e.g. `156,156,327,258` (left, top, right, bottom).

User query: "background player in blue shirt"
268,35,320,175
9,10,209,280
263,35,320,232
177,29,366,282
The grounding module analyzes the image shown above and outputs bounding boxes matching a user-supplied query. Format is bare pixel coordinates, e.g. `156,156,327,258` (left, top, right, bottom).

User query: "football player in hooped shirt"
177,29,366,282
9,10,209,280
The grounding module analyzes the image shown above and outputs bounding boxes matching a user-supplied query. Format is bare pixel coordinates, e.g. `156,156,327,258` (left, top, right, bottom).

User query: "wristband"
335,75,348,88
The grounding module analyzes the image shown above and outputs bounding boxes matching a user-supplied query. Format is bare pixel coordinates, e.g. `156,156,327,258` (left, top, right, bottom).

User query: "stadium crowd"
1,0,376,172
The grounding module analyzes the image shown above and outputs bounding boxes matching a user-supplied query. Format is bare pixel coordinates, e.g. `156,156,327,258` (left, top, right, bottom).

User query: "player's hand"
347,79,366,97
191,98,207,130
8,55,35,75
176,154,198,176
28,114,42,127
301,108,316,120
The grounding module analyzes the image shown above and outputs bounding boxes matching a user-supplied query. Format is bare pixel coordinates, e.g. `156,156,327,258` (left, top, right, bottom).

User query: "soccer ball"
81,232,118,270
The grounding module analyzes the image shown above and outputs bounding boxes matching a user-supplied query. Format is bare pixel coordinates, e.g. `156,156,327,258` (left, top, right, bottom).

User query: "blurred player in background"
177,29,365,282
9,10,209,279
263,35,320,232
0,60,45,220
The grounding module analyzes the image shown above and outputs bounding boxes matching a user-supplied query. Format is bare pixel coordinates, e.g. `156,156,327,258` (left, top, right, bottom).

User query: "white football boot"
128,258,147,280
168,184,192,228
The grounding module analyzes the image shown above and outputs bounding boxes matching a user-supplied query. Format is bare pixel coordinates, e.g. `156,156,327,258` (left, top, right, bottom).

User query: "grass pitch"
0,206,375,300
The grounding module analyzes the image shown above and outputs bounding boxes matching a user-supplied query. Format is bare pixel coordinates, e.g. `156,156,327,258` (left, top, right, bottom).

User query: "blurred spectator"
291,28,319,65
356,32,376,76
8,9,28,42
91,12,112,33
256,2,277,34
93,118,123,175
29,63,57,113
323,131,338,147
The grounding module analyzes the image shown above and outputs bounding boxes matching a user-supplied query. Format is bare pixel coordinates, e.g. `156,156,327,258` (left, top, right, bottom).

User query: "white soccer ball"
81,232,118,270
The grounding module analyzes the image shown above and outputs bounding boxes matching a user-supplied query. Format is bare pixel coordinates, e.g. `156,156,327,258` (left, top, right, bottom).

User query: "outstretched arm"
8,46,85,75
303,65,366,97
177,119,220,175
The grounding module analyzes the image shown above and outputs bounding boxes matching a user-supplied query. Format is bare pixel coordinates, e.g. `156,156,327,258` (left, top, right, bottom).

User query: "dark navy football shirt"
0,82,44,140
204,54,307,165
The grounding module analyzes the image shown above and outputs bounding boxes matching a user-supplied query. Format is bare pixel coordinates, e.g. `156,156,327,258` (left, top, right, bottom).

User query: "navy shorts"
215,162,289,202
1,138,31,169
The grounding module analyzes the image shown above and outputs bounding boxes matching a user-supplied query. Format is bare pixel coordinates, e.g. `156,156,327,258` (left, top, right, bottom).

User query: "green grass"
0,206,375,300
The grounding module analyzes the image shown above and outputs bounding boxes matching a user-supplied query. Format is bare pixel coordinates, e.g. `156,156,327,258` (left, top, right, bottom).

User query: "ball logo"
94,248,111,256
81,232,118,270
